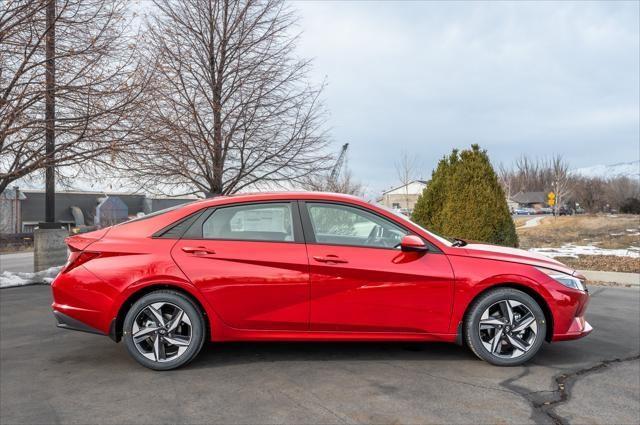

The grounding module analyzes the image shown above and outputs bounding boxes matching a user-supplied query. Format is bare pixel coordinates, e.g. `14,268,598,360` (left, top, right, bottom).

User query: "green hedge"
412,144,518,247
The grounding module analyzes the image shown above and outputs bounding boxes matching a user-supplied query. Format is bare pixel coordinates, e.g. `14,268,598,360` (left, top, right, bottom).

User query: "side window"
306,203,408,248
202,203,295,242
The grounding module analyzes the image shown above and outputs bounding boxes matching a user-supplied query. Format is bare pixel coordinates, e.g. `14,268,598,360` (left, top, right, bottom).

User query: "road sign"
548,192,555,206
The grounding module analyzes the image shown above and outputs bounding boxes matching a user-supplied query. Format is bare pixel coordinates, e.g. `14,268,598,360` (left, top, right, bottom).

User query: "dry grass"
515,214,640,273
517,214,640,250
513,216,531,227
554,256,640,274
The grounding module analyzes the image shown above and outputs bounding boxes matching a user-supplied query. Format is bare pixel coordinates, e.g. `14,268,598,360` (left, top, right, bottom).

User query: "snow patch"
529,245,640,259
0,266,62,288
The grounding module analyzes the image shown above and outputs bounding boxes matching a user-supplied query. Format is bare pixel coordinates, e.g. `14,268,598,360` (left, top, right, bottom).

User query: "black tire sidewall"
465,288,547,366
123,290,205,371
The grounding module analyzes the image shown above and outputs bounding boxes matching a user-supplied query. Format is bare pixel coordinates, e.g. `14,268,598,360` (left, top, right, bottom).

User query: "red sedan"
51,192,591,370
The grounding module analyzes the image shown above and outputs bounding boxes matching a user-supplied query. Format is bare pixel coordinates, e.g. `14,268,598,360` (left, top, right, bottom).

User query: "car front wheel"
465,288,547,366
123,290,206,370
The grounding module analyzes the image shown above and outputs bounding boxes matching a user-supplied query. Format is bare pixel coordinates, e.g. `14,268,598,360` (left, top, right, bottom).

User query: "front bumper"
549,280,592,341
552,316,593,341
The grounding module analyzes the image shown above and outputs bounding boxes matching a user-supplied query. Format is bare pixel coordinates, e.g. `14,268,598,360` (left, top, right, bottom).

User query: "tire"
123,290,206,370
464,288,547,366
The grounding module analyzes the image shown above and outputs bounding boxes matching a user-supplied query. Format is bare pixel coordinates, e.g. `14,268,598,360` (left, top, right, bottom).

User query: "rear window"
201,203,294,242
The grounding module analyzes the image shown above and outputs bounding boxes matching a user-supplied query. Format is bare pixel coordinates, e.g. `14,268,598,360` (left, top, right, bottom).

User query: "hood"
458,243,575,275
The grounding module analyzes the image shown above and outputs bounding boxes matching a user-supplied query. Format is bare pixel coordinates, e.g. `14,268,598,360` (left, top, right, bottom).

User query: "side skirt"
210,328,459,343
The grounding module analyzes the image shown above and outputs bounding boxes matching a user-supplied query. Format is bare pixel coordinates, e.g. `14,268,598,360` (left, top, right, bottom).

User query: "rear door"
300,201,454,334
171,201,310,331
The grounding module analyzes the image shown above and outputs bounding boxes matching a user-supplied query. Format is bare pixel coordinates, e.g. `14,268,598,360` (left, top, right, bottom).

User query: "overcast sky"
292,1,640,195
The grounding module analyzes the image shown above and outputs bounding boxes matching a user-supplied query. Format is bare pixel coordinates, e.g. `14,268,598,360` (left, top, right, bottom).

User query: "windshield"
375,204,453,247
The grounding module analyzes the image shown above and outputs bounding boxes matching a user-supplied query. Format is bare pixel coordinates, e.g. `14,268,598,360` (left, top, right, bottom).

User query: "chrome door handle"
182,246,216,255
313,255,348,264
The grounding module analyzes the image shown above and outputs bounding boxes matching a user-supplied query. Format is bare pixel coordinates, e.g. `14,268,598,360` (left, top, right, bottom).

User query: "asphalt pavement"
0,251,34,273
0,285,638,424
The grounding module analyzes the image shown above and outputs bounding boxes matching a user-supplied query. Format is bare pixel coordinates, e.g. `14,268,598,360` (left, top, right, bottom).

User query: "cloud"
292,1,640,195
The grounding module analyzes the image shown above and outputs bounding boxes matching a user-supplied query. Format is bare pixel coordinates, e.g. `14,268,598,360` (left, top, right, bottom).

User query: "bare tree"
329,167,364,196
571,177,607,212
503,154,571,205
500,154,640,213
497,162,512,200
0,0,146,194
395,151,418,210
606,176,640,210
303,158,363,196
116,0,331,197
549,155,571,212
510,155,545,192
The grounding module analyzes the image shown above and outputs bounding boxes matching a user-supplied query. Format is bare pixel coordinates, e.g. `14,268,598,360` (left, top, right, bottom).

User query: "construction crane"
328,143,349,185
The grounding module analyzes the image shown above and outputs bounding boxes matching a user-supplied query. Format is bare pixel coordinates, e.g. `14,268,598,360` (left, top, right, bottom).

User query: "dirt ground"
554,255,639,273
516,214,640,273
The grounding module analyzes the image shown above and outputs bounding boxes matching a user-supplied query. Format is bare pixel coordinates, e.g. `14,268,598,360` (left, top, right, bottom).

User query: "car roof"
189,191,367,208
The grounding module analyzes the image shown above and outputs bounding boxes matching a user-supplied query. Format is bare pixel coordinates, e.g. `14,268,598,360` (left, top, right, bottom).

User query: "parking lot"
1,285,638,424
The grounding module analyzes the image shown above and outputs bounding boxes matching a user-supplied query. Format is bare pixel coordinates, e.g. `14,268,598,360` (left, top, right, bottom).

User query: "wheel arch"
461,282,554,343
111,283,212,343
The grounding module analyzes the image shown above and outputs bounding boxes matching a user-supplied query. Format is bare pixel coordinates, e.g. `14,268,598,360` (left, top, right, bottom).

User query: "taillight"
62,251,100,274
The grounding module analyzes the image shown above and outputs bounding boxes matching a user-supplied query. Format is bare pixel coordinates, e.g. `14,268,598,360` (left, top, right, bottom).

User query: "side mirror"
400,235,428,252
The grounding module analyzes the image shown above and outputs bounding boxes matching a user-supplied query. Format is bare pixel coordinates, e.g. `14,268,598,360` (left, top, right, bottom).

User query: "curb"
579,270,640,286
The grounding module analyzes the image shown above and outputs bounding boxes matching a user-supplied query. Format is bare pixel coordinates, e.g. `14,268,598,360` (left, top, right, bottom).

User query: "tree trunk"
211,82,223,196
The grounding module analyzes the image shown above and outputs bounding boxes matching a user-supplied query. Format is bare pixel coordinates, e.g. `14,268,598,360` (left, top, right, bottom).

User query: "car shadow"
186,341,476,370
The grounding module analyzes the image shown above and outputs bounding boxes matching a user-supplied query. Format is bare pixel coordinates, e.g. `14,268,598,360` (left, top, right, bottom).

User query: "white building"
379,180,428,215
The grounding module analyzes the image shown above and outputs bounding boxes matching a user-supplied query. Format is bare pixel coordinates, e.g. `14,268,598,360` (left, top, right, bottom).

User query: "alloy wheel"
478,299,538,359
132,302,192,363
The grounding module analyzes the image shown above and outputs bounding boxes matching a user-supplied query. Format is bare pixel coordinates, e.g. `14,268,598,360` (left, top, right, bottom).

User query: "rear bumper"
51,264,119,338
53,309,118,341
53,310,105,336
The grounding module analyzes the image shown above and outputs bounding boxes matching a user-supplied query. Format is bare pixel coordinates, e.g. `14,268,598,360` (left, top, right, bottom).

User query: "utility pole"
35,0,67,272
43,0,58,227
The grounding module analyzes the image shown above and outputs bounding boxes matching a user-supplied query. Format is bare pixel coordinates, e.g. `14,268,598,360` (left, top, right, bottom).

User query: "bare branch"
114,0,331,197
0,0,148,194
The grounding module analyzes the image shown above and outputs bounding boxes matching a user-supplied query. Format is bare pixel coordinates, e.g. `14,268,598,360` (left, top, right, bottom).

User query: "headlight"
536,267,586,291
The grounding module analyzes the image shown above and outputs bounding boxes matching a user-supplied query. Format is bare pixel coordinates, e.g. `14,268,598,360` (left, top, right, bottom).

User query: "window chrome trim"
181,200,304,243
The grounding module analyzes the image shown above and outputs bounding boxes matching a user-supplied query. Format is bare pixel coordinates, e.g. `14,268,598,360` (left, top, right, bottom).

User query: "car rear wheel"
123,290,205,370
464,288,547,366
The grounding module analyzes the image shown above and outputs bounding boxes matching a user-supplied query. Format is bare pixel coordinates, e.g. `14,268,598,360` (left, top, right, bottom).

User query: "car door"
300,201,454,334
171,201,310,331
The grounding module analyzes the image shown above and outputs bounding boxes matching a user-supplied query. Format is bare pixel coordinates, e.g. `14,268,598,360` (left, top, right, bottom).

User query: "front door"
172,202,310,331
301,202,454,334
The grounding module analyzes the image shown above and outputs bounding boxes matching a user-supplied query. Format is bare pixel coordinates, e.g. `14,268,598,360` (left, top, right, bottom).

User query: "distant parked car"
558,206,573,216
538,207,553,215
514,208,532,215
